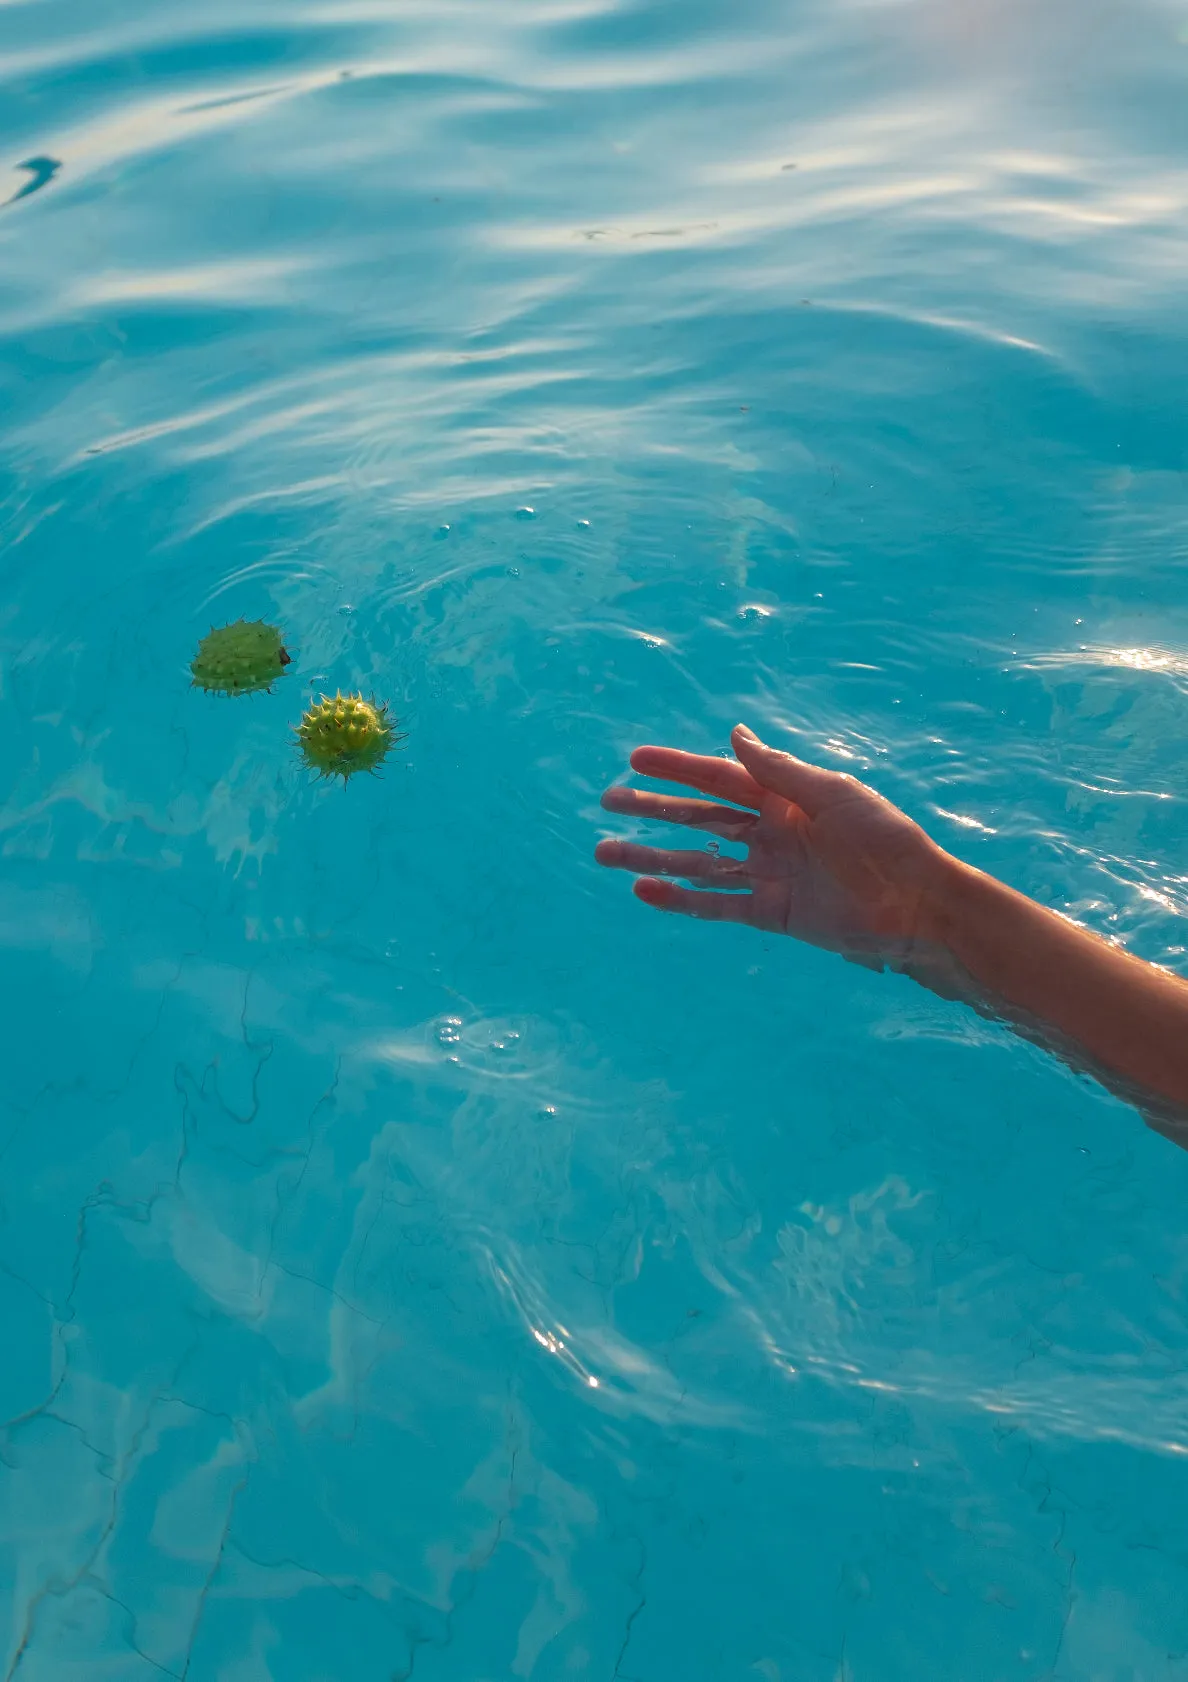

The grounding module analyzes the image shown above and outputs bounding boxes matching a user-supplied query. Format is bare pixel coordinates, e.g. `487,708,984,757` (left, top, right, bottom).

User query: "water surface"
3,1,1188,1677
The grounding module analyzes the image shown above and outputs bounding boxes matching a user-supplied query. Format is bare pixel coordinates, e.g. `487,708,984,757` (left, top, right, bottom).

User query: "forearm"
916,856,1188,1118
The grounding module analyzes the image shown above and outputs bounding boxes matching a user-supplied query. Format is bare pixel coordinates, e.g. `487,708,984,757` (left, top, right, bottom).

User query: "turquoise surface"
3,1,1188,1677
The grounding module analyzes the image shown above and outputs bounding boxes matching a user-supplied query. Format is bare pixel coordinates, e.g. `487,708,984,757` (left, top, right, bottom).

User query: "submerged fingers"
595,838,749,888
626,746,766,807
632,878,753,922
600,786,758,838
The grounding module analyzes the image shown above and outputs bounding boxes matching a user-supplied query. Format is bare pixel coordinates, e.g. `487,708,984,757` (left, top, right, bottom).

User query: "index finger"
628,746,766,807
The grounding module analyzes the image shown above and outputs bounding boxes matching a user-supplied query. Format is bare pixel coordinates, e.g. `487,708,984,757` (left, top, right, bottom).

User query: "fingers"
633,877,752,922
600,786,758,838
595,838,748,887
731,724,853,819
627,746,766,807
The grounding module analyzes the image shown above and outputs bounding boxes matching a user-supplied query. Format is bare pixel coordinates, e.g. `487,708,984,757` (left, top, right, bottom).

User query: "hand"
595,724,957,967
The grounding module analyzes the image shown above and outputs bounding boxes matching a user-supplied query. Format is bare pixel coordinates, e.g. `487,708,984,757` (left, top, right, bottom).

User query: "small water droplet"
338,603,355,616
515,506,536,521
576,518,591,528
434,524,451,539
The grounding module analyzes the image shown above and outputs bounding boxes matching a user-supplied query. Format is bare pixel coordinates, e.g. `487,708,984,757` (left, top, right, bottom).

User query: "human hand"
595,724,958,967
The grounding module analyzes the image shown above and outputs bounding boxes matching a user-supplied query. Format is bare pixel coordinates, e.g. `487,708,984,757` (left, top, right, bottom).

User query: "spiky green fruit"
191,619,291,696
296,691,400,781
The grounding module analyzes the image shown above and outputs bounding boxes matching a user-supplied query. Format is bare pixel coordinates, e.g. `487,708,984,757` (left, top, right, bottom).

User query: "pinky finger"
633,876,752,923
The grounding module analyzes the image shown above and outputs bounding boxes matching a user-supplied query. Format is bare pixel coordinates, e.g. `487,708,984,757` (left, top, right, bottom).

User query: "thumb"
731,724,843,818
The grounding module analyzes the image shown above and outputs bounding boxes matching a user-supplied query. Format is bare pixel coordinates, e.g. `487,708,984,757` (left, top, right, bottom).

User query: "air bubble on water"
436,1017,463,1046
435,524,451,539
515,506,536,520
507,566,521,577
576,518,591,528
706,841,720,855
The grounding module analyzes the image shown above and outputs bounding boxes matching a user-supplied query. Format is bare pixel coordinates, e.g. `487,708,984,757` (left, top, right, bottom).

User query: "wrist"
907,847,1048,1006
888,846,992,996
914,847,980,955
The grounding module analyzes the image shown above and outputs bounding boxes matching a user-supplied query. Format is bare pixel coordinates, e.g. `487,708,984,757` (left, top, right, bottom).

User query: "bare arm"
921,859,1188,1125
595,724,1188,1139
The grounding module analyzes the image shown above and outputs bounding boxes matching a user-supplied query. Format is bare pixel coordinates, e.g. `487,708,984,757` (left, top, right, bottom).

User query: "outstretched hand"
598,725,1188,1140
595,724,956,967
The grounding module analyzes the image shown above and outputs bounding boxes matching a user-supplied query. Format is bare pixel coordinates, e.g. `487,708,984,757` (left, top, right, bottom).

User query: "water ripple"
4,0,1188,1674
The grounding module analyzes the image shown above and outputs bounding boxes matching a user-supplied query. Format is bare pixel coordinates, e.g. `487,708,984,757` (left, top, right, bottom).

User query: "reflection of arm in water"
596,724,1188,1145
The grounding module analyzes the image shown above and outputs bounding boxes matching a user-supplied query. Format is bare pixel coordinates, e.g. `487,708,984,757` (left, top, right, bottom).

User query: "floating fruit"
191,619,291,696
296,691,400,782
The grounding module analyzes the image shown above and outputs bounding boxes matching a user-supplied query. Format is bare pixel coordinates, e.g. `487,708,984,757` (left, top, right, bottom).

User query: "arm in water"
595,724,1188,1144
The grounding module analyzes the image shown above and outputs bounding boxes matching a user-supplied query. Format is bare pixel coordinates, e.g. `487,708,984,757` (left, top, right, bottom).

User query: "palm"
596,728,947,964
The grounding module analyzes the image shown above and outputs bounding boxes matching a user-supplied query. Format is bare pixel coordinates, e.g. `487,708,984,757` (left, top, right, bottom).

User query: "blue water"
3,1,1188,1676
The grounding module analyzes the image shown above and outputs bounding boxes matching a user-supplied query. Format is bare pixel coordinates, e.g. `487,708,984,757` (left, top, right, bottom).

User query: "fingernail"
733,723,761,743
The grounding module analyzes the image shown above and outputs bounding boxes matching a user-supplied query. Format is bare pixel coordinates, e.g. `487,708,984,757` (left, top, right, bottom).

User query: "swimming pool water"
2,0,1188,1676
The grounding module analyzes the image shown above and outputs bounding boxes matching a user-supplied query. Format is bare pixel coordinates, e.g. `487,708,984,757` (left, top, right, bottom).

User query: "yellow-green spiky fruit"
296,691,400,782
191,619,291,696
